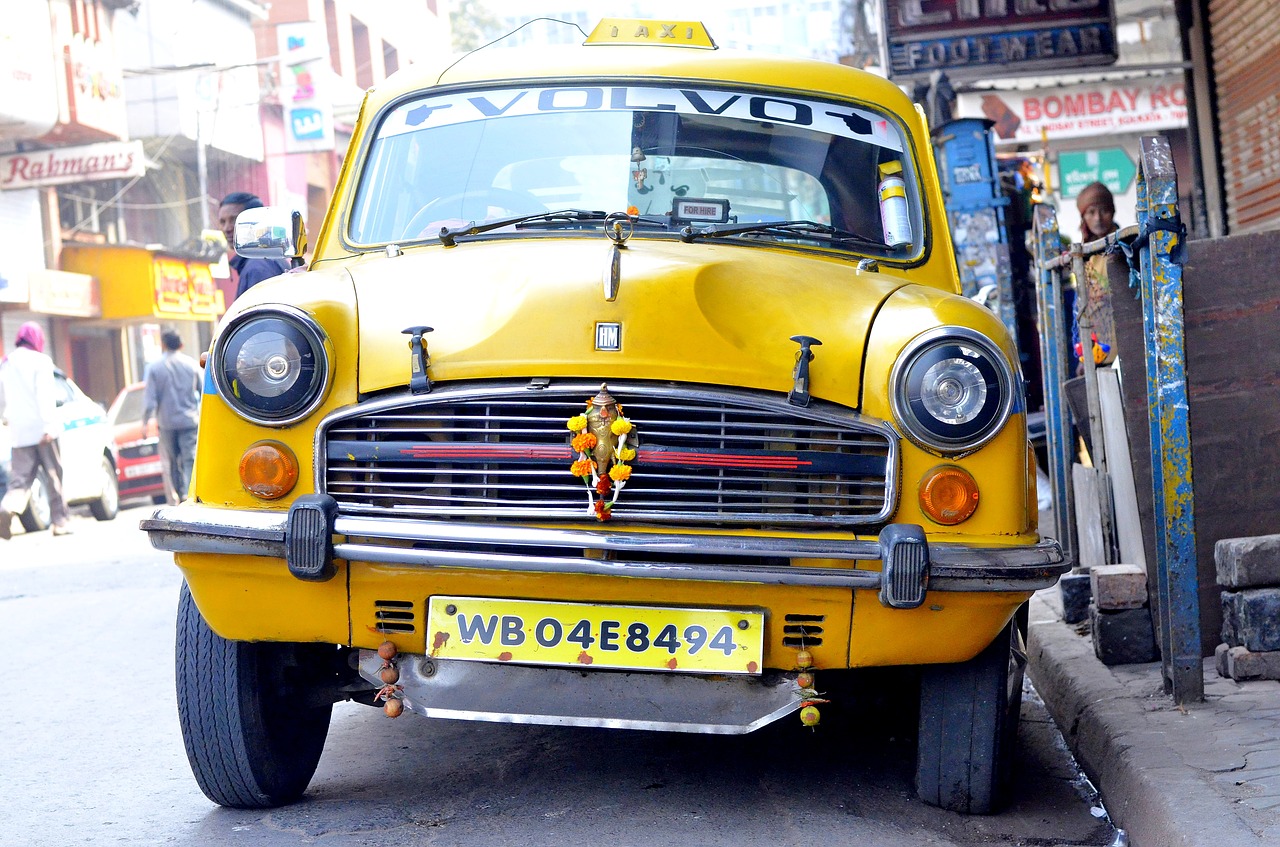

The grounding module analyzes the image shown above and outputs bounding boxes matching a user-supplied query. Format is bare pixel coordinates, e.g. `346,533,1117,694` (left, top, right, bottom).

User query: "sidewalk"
1027,590,1280,847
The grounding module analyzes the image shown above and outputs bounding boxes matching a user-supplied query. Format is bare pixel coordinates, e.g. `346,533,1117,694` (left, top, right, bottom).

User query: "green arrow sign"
1058,148,1137,199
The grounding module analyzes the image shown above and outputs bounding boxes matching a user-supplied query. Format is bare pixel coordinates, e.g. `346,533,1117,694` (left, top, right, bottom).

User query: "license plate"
426,596,764,675
124,460,163,478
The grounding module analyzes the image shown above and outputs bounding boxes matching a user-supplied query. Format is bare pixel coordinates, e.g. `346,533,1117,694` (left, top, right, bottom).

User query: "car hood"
352,238,909,408
113,420,148,446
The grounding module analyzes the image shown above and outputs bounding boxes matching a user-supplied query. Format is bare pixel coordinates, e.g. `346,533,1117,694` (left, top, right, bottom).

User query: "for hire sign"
0,140,145,189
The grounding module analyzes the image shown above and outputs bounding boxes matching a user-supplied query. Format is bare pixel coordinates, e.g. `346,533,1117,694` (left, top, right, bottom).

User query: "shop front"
958,75,1191,240
59,243,226,405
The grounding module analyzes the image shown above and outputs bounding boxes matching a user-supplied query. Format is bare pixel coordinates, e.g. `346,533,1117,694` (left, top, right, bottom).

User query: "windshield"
349,84,922,257
109,385,145,426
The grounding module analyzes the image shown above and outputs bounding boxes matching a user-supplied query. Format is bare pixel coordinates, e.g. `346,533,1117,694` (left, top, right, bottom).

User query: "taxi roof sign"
585,19,717,49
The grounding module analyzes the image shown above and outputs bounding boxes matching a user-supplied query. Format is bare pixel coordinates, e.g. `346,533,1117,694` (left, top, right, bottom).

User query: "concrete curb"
1026,595,1263,847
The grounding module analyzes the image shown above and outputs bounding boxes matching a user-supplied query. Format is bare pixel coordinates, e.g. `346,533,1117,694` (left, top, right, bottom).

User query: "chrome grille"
320,382,896,528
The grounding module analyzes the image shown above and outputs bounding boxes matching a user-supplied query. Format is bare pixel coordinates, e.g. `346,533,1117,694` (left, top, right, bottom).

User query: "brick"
1216,642,1230,677
1090,604,1159,665
1060,570,1092,624
1217,644,1280,681
1090,564,1148,610
1221,588,1280,651
1216,534,1280,589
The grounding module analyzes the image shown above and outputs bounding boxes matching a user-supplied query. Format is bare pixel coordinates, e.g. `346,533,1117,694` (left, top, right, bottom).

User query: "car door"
54,374,106,501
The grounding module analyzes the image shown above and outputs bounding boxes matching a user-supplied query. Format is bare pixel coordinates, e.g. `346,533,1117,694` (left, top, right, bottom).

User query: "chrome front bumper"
142,503,1066,596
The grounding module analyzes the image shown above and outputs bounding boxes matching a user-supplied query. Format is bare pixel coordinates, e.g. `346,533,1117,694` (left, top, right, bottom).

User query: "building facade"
0,0,449,410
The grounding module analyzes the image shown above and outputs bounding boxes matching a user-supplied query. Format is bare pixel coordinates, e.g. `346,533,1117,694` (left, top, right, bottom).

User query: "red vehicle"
106,382,167,504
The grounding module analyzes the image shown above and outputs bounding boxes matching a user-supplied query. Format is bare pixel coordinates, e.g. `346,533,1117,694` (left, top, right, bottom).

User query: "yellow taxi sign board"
585,18,716,49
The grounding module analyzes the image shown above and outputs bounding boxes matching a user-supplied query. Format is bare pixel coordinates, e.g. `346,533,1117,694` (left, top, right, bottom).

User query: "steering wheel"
401,188,544,240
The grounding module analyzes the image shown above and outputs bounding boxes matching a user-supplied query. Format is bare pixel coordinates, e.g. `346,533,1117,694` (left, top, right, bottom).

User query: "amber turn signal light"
239,441,299,500
918,465,979,525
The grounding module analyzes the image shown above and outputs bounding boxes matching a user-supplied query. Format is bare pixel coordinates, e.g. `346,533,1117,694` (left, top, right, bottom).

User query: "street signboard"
881,0,1118,82
1058,148,1136,199
277,22,334,153
959,77,1188,144
0,139,144,189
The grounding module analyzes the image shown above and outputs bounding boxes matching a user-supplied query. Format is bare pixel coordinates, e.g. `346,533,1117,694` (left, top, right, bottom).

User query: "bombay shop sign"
882,0,1118,81
0,139,144,189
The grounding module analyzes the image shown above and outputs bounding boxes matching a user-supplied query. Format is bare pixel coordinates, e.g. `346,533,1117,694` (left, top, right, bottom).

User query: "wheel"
18,468,52,533
915,608,1026,814
89,455,119,521
401,188,544,239
176,582,333,808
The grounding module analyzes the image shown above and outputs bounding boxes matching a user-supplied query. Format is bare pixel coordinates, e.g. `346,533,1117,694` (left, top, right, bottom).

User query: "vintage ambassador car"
143,19,1065,815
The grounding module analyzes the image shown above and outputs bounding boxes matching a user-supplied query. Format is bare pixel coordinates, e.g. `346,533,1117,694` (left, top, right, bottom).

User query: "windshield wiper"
519,212,672,233
438,209,607,246
679,219,884,250
438,209,679,245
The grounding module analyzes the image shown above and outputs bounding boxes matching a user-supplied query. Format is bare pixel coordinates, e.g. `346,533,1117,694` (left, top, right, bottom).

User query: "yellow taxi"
144,19,1064,814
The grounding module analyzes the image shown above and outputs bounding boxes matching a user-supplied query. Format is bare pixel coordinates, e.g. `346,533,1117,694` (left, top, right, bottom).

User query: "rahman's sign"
882,0,1118,81
0,140,144,189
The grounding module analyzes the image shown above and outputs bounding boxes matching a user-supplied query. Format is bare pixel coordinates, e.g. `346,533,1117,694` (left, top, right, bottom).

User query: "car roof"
366,40,916,118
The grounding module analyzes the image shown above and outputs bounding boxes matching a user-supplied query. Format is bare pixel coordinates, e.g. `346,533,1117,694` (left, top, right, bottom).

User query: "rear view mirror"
234,207,308,261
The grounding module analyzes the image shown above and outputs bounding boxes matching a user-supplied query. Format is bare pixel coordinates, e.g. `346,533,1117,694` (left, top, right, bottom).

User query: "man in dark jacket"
218,191,289,300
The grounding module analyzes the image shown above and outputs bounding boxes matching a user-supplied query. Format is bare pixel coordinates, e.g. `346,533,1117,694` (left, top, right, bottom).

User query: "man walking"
0,322,73,539
142,330,203,503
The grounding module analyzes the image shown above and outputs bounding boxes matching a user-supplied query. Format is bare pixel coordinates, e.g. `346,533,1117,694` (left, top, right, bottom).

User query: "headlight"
212,305,330,425
890,327,1014,453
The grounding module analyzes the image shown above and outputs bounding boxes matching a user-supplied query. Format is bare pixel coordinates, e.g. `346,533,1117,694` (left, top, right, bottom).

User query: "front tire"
176,582,333,808
915,609,1026,814
18,468,52,532
89,455,119,521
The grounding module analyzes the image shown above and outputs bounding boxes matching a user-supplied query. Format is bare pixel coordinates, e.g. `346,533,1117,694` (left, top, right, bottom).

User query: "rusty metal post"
1032,205,1075,564
1136,135,1202,704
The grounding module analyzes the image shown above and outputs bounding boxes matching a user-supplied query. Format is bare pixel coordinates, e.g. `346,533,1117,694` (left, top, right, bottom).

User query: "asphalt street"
0,504,1118,846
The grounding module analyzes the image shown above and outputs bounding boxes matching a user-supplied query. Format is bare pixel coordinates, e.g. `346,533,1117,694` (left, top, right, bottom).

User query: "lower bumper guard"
359,651,803,734
143,502,1066,603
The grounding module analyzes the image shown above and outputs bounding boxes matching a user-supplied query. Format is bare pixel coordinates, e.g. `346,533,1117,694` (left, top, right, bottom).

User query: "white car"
0,370,120,532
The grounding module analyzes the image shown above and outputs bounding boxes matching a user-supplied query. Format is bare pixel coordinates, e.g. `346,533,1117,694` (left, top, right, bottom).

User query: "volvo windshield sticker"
380,86,903,152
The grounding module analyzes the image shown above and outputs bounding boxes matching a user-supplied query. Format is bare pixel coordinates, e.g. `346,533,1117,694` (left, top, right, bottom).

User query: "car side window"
53,375,75,407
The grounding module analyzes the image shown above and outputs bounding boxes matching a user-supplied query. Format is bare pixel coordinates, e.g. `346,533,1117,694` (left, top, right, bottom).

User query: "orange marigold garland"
566,383,636,521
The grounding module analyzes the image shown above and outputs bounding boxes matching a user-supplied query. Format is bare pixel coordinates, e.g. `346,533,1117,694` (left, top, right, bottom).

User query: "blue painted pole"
1032,205,1075,565
1136,135,1203,704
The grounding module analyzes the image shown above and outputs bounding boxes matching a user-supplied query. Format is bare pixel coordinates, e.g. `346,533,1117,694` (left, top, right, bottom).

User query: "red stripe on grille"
399,445,573,460
637,449,812,470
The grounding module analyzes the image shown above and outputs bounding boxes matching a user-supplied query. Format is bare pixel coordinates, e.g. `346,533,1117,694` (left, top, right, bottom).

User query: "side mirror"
233,207,308,262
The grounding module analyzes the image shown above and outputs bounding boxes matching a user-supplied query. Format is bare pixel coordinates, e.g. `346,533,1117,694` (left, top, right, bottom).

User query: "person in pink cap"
0,322,72,538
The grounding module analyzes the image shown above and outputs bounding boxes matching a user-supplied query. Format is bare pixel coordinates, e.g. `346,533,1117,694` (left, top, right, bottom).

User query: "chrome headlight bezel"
211,304,331,427
889,326,1015,454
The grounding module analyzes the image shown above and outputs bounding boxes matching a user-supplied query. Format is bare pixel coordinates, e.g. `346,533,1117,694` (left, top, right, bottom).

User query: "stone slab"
1222,588,1280,652
1073,463,1107,568
1091,604,1159,665
1215,643,1280,681
1060,569,1092,624
1217,534,1280,589
1091,563,1148,610
1098,368,1147,569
